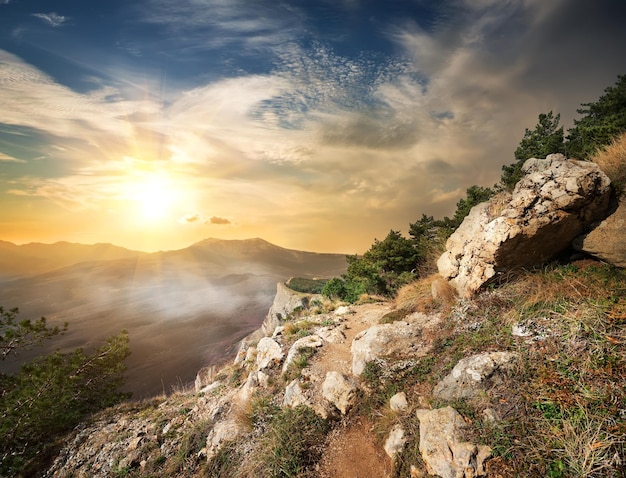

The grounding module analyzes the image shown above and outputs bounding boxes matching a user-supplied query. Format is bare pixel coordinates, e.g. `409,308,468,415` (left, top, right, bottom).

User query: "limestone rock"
206,419,245,462
390,392,409,412
433,352,518,401
282,379,310,408
322,371,358,415
384,424,407,459
282,334,324,374
255,337,283,370
438,154,611,297
574,195,626,267
263,282,312,335
351,315,438,376
415,406,491,478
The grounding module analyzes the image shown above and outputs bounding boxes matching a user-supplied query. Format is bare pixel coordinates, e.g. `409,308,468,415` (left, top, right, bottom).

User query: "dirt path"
308,302,394,478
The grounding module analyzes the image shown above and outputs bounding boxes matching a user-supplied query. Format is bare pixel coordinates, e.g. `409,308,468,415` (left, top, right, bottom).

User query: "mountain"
0,240,145,280
0,238,347,398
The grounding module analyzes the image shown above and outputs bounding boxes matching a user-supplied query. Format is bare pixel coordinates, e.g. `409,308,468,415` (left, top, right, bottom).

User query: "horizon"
0,235,350,255
1,1,625,254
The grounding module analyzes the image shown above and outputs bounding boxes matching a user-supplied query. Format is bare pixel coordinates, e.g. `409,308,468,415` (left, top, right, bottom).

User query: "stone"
574,195,626,267
322,371,358,415
415,406,491,478
438,154,611,297
255,337,284,370
206,420,244,462
282,379,310,408
351,314,439,376
263,283,312,336
384,424,407,459
390,392,409,412
282,334,324,374
433,352,518,401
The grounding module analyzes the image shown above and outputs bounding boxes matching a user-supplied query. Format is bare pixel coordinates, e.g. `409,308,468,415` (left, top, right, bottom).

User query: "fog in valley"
0,239,346,397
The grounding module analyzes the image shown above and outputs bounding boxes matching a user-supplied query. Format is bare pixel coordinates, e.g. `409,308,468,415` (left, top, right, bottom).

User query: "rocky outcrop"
282,334,324,374
351,312,442,376
438,154,611,297
384,424,407,460
433,352,519,401
415,406,491,478
263,282,314,335
574,195,626,267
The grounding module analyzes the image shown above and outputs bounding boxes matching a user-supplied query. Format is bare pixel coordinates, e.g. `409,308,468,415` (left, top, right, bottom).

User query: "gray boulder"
415,406,491,478
438,154,611,297
255,337,284,370
351,313,440,376
322,371,358,415
433,352,518,401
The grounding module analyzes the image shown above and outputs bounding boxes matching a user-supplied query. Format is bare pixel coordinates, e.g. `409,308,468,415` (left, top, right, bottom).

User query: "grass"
592,131,626,191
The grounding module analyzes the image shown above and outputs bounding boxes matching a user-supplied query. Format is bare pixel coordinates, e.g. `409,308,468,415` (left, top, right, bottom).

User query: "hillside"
42,262,626,477
0,238,347,398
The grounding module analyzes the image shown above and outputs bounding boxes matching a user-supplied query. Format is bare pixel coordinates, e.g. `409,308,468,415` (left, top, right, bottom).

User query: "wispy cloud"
0,152,26,163
32,12,69,28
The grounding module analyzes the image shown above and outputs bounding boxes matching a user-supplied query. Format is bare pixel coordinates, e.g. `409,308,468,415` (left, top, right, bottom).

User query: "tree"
0,307,130,476
0,306,67,360
567,75,626,159
501,112,565,189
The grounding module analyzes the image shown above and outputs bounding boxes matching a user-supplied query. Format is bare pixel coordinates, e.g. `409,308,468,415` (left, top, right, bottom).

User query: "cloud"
0,152,26,163
32,12,69,27
178,213,201,224
209,216,231,225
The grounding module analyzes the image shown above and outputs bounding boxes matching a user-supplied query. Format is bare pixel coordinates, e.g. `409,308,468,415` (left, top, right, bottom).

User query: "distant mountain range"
0,238,347,397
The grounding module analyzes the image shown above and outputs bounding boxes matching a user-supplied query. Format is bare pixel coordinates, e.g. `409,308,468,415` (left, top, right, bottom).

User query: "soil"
308,302,395,477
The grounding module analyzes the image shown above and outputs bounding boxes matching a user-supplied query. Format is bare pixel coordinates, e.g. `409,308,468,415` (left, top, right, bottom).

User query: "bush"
0,308,130,476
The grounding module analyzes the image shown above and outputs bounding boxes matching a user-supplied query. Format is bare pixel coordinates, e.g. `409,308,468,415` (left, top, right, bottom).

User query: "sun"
124,171,181,223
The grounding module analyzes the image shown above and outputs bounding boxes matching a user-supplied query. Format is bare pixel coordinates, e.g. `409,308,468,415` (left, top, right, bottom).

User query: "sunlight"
120,163,183,223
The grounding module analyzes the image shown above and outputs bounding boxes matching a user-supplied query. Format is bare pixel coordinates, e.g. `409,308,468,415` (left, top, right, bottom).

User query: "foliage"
567,75,626,160
252,405,330,477
285,278,328,294
322,230,419,303
501,112,565,189
0,306,68,361
0,308,131,476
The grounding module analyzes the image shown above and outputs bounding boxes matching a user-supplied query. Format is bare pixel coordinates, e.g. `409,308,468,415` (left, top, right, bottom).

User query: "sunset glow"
1,1,625,253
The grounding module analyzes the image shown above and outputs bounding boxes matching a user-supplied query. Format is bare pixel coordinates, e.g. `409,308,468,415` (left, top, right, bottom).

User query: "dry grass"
592,131,626,190
395,274,456,313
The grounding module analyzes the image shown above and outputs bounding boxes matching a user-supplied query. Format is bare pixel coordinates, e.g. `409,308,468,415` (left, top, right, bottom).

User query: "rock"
574,195,626,267
415,406,491,478
322,371,358,415
384,424,407,459
438,154,611,297
315,325,347,343
206,420,244,462
263,283,312,335
255,337,284,370
351,314,439,376
282,379,310,408
482,408,500,424
433,352,518,401
282,334,324,374
390,392,409,412
334,305,351,316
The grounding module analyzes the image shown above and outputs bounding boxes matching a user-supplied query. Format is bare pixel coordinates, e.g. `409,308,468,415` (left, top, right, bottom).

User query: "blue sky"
1,0,625,253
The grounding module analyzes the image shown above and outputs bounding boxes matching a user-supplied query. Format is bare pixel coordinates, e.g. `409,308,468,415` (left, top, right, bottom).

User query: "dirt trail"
308,302,395,478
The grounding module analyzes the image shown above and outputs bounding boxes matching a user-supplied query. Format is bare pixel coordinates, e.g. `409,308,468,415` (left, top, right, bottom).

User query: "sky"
0,0,625,254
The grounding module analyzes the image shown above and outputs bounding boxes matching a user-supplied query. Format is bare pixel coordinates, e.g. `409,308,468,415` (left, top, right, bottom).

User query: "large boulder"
438,154,611,297
255,337,284,370
433,352,518,401
573,195,626,267
351,312,441,376
415,406,491,478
